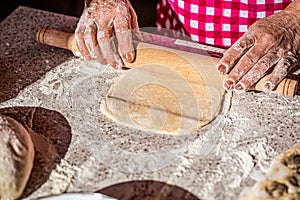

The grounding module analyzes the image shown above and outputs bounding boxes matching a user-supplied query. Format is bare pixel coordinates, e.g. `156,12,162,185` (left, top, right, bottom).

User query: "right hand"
217,0,300,93
75,0,139,69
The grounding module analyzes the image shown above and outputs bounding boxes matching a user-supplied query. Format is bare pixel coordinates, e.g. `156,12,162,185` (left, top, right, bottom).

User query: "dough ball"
0,114,34,199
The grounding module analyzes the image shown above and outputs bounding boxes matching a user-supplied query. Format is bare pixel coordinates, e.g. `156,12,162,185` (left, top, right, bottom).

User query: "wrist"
85,0,92,7
283,0,300,20
285,0,300,12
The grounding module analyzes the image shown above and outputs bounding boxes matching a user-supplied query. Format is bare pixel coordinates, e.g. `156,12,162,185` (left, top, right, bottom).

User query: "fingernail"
122,52,134,63
82,54,92,61
94,54,107,65
217,64,228,74
263,81,273,91
111,61,121,70
223,78,235,91
111,57,124,70
74,51,82,57
116,56,124,68
97,58,107,65
234,83,246,92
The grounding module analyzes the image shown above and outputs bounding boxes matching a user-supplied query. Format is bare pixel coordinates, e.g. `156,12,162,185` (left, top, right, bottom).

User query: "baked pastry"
240,143,300,200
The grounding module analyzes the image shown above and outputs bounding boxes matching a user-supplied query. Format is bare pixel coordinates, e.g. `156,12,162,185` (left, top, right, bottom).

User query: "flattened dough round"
0,114,34,199
101,43,225,134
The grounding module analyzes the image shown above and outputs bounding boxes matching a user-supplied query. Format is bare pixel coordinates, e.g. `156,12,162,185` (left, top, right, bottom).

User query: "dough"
0,114,34,199
240,143,300,200
101,43,225,134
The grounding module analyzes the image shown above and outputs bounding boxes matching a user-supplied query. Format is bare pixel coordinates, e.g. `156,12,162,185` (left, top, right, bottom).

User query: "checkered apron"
156,0,291,48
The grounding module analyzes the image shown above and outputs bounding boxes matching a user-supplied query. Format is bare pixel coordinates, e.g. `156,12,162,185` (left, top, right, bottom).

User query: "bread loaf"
0,114,34,199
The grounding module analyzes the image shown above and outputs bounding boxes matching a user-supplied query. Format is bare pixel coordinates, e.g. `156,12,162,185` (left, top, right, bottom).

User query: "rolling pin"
36,27,298,96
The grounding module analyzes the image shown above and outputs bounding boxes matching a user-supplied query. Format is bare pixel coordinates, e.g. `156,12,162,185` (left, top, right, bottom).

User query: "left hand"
216,0,300,92
75,0,139,69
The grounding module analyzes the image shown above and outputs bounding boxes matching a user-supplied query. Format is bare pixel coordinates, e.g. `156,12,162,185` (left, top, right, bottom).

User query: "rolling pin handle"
36,27,80,57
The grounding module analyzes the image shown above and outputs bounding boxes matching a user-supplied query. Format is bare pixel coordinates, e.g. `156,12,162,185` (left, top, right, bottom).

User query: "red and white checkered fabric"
156,0,292,48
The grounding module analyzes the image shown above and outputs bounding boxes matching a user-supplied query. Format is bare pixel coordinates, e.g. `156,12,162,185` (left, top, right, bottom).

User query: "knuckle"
249,64,263,76
279,52,298,68
97,31,107,41
275,59,290,75
275,47,286,56
233,37,253,51
84,25,97,35
267,52,279,63
257,59,269,71
262,32,277,43
280,70,288,77
281,59,292,69
252,30,276,44
275,68,288,78
243,52,257,64
75,27,84,35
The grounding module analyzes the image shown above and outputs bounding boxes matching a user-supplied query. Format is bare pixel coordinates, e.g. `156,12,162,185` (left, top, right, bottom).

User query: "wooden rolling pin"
36,27,298,96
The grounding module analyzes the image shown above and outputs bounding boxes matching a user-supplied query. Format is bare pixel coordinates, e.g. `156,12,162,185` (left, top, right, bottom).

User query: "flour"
27,159,81,199
1,55,299,199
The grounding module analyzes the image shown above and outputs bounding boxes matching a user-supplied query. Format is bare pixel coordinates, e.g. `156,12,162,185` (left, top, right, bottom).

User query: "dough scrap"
101,43,225,134
0,114,34,199
240,143,300,200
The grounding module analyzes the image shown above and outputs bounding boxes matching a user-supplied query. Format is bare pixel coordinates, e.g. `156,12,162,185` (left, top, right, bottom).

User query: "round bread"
0,114,34,199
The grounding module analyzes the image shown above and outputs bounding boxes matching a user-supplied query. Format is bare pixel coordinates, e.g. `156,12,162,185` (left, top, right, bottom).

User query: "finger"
75,10,92,60
83,22,107,65
234,52,279,92
116,30,135,63
223,45,267,90
97,29,123,69
75,27,91,60
114,9,135,63
127,0,139,30
262,55,298,91
127,1,143,42
216,35,254,74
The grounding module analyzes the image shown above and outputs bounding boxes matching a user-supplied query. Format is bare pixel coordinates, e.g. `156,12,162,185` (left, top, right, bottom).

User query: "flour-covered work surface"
0,6,300,200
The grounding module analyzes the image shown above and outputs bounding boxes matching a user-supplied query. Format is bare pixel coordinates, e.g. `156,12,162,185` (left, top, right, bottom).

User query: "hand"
75,0,139,69
216,0,300,92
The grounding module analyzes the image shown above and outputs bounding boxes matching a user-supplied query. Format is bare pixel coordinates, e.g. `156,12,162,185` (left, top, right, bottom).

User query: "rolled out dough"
101,43,225,134
0,114,34,199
